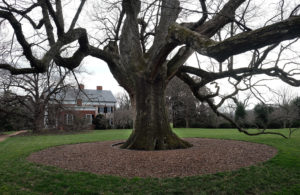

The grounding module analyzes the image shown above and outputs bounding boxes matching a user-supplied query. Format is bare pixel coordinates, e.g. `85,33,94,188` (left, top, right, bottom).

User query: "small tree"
0,90,31,131
254,104,273,129
235,102,247,125
0,64,73,133
166,77,209,128
292,97,300,123
114,92,133,129
289,97,300,137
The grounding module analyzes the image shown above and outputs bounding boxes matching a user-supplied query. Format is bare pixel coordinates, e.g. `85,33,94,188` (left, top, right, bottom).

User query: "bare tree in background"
0,89,30,132
114,91,133,129
1,0,300,149
269,87,299,137
166,77,197,128
0,64,73,133
166,76,210,128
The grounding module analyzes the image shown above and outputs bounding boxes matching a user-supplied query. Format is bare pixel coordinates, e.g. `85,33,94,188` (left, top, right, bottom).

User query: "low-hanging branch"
177,72,289,139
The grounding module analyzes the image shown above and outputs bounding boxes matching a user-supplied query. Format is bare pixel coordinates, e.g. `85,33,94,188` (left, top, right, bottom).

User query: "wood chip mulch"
27,138,277,178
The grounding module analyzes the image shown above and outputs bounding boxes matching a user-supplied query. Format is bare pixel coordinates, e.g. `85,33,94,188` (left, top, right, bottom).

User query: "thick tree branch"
167,47,193,81
0,64,40,75
191,0,208,30
0,2,43,29
45,0,64,36
39,0,55,45
167,0,247,79
170,16,300,62
180,65,300,87
195,0,246,36
89,45,134,94
55,0,64,31
0,10,44,71
68,0,86,31
119,0,144,70
48,28,89,69
147,0,181,78
114,9,125,41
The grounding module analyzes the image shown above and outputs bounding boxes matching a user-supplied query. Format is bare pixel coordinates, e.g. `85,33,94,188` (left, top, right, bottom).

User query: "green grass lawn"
0,128,299,194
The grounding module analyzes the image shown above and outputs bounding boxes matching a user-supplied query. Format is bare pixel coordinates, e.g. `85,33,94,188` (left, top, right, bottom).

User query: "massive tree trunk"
117,0,192,150
121,76,192,150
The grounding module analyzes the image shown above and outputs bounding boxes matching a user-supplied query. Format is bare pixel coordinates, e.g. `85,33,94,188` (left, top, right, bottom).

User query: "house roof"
54,88,117,103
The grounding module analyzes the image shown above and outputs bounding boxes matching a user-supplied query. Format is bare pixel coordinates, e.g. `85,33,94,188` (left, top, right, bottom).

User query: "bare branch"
68,0,87,31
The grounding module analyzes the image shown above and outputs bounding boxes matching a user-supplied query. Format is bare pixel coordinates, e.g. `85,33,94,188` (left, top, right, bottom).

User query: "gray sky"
77,56,124,94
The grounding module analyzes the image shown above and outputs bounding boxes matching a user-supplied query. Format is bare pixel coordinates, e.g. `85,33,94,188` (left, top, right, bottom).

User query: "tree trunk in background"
32,105,45,133
185,118,190,128
32,114,44,133
121,76,192,150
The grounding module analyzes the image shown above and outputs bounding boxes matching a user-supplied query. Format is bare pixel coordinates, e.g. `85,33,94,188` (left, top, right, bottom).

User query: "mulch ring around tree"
27,138,277,178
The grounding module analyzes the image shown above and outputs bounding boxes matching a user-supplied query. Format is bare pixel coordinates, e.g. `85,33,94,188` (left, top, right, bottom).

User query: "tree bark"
185,118,190,128
121,76,192,150
31,104,45,134
32,114,44,133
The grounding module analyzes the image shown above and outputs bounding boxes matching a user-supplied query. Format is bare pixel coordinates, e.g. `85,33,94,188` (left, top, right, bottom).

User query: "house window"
104,106,107,113
99,107,104,113
85,114,93,125
107,107,111,113
111,107,113,113
65,114,74,125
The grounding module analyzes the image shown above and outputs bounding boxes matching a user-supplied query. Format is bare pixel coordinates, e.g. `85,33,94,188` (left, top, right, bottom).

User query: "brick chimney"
97,86,103,90
79,84,84,90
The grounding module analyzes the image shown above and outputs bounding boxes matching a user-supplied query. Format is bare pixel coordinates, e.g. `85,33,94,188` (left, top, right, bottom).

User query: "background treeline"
1,76,300,131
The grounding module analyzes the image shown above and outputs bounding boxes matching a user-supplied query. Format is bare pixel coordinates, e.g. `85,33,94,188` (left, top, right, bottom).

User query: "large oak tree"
1,0,300,150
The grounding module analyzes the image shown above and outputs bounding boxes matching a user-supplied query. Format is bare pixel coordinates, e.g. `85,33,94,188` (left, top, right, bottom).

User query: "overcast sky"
77,56,125,95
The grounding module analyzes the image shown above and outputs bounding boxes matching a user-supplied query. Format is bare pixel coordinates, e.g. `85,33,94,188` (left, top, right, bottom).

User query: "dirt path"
0,130,28,142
